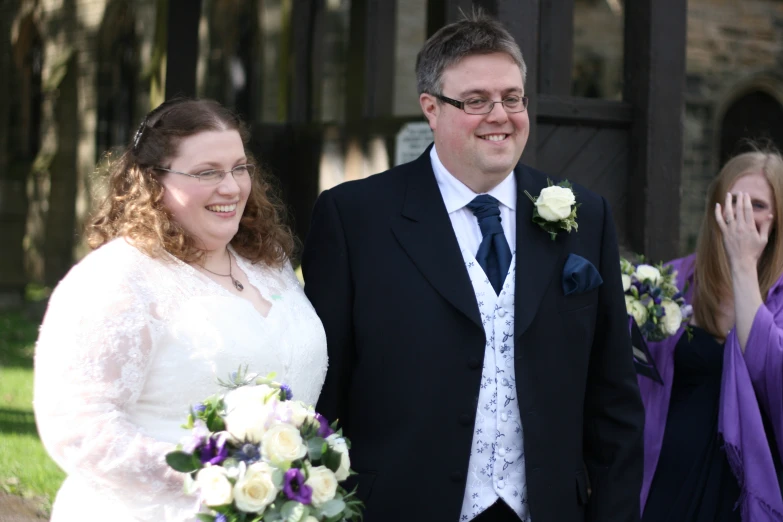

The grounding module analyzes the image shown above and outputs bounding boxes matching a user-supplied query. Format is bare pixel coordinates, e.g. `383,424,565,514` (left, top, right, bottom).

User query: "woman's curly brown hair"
87,98,294,266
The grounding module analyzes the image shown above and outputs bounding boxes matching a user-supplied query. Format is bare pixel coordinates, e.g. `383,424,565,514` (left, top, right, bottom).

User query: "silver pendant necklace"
200,252,244,291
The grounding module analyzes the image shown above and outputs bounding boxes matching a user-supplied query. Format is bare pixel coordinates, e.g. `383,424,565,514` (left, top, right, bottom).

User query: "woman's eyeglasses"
154,164,256,185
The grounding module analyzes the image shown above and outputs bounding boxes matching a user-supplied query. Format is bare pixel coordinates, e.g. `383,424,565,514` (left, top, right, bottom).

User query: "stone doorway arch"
719,90,783,166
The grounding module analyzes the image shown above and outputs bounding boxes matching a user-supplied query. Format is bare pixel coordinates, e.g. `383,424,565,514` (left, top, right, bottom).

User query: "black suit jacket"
302,148,644,522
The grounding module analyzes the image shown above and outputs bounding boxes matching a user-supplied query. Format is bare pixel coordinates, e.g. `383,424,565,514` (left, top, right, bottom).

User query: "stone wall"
573,0,783,256
680,0,783,253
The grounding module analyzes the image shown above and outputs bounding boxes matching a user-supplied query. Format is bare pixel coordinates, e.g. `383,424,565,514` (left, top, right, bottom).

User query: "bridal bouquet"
621,257,692,342
166,369,363,522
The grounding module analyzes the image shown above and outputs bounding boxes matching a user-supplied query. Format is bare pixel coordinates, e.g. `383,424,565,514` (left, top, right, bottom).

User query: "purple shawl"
638,254,783,521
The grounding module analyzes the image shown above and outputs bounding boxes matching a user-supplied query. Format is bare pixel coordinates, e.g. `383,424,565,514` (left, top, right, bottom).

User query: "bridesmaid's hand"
715,191,773,272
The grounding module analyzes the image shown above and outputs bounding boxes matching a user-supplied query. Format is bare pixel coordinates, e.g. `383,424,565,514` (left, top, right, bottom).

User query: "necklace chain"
199,252,244,291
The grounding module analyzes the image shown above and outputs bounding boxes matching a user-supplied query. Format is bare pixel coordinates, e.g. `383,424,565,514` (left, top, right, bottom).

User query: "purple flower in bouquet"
198,433,229,465
182,420,210,453
193,403,206,414
215,515,227,522
280,383,293,400
315,413,334,438
283,468,313,504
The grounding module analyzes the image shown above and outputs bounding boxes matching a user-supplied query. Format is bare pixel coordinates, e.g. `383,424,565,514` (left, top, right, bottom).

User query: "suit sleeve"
302,189,355,430
583,197,645,521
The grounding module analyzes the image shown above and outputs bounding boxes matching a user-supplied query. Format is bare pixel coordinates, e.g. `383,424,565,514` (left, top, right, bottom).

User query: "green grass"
0,309,65,511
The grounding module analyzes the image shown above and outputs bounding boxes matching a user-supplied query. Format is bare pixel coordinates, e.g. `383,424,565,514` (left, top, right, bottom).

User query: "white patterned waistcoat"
459,250,529,522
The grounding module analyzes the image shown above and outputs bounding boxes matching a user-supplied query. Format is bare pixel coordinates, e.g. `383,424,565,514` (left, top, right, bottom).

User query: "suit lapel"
390,151,483,330
514,166,565,340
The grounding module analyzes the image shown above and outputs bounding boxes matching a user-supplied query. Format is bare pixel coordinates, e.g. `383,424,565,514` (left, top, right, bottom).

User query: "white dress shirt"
430,146,517,256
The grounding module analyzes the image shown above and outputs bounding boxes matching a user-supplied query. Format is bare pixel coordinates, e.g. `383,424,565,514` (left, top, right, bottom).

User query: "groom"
302,13,643,522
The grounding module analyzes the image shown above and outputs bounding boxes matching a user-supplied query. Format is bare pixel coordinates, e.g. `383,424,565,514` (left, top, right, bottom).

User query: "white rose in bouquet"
625,295,648,327
326,434,351,481
535,185,575,221
261,423,307,464
621,274,631,292
196,466,233,507
305,465,338,507
661,300,684,336
225,401,275,444
233,462,278,513
224,384,278,411
280,400,316,428
634,264,661,285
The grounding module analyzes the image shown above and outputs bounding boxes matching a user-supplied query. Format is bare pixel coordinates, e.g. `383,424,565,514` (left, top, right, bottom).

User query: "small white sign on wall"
394,121,434,166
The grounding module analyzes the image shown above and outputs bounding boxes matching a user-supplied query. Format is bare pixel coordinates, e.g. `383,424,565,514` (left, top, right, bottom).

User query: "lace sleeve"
33,256,197,519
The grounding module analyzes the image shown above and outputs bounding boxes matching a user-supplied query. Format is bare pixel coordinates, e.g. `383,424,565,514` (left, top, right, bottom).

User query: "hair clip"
132,117,149,152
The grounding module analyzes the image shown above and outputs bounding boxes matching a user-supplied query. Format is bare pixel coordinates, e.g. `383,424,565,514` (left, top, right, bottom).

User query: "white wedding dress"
33,238,328,521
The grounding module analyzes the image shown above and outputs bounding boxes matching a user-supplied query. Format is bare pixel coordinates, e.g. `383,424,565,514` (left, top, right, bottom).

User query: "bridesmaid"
639,148,783,522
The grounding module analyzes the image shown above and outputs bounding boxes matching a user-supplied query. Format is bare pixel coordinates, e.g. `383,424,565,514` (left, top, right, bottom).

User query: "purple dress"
638,255,783,521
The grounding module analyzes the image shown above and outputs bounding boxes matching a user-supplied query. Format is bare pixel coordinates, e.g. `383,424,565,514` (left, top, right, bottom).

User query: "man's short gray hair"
415,12,527,95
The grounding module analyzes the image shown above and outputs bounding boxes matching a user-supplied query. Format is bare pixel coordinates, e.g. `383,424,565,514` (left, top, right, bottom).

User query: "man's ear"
419,93,439,130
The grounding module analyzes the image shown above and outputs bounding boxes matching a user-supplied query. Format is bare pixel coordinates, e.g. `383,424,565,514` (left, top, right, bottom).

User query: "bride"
33,98,327,521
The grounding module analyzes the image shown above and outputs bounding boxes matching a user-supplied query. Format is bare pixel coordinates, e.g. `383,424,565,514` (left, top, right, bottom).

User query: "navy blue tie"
466,195,512,295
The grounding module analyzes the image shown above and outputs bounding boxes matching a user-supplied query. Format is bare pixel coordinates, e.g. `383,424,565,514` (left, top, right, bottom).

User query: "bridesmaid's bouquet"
620,257,692,342
166,368,363,522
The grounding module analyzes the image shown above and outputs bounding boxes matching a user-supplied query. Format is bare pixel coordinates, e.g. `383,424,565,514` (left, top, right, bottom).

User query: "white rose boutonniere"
524,179,579,240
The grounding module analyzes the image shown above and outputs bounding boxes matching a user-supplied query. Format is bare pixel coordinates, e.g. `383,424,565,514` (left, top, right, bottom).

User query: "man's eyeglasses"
434,93,529,115
154,164,256,185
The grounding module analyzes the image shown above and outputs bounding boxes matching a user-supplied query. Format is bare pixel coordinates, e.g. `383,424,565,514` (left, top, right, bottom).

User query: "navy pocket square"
562,253,603,296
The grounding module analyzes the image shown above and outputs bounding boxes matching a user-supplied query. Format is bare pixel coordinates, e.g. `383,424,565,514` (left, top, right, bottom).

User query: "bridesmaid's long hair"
693,147,783,339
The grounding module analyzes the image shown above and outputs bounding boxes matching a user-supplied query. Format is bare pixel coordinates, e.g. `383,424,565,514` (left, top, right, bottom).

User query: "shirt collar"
430,146,517,214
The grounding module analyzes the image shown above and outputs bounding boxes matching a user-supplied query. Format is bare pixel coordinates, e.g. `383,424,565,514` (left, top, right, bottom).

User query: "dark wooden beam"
289,0,324,123
538,0,574,95
164,0,202,99
364,0,397,118
345,0,397,123
426,0,473,37
494,0,539,167
344,0,367,123
537,95,631,126
624,0,686,260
